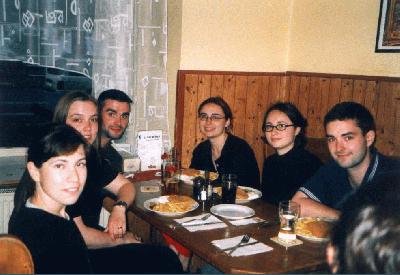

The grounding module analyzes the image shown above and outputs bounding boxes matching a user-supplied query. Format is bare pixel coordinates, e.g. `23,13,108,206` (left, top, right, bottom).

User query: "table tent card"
137,130,163,171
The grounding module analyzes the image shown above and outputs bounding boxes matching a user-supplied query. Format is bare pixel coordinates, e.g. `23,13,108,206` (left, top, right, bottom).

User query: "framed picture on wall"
375,0,400,52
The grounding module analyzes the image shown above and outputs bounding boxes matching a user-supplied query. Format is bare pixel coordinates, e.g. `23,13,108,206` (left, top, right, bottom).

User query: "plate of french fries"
144,195,199,217
179,168,219,184
295,217,335,242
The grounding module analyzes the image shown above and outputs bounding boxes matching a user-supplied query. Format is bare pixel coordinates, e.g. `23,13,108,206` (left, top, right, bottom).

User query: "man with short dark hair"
98,89,132,172
292,102,399,219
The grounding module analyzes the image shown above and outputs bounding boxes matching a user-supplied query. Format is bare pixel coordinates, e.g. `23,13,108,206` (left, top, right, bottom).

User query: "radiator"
0,188,15,234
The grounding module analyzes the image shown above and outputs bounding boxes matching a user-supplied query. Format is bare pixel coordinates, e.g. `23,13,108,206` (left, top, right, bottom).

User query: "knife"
221,241,260,251
182,221,225,227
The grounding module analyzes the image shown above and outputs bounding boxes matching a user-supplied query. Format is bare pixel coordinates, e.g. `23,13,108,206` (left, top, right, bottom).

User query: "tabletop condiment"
192,176,205,201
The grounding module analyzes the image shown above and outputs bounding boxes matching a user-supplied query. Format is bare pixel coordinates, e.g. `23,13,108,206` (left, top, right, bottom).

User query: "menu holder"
137,130,162,171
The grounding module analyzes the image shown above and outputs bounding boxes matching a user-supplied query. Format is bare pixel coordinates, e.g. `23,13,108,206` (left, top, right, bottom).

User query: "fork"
227,234,250,255
182,213,211,225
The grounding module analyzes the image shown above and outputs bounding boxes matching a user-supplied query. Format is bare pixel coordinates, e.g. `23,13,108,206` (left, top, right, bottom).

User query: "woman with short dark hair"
261,102,322,205
9,123,92,273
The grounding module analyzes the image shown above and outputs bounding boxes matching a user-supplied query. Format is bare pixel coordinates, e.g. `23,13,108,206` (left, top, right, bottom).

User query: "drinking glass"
221,173,238,204
161,160,180,194
278,200,300,241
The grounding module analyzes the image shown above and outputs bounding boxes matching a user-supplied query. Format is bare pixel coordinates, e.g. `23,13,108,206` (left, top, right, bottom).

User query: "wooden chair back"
0,234,34,274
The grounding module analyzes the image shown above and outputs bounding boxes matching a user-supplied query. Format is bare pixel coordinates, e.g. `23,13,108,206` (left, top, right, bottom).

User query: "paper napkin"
212,235,273,257
174,214,227,232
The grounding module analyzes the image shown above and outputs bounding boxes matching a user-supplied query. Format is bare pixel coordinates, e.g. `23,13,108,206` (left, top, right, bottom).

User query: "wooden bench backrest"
175,70,400,171
0,234,34,274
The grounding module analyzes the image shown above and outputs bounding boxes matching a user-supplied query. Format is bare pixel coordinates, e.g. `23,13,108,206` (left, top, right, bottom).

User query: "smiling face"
66,101,98,144
326,119,375,169
264,110,300,155
198,103,230,140
101,99,130,143
28,145,87,214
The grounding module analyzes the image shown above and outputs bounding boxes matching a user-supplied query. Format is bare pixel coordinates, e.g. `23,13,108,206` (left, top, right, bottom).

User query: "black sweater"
190,134,260,189
8,206,92,274
261,146,322,205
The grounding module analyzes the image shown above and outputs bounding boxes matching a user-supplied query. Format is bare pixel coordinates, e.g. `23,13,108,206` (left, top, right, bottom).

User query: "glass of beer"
221,173,238,204
278,200,300,241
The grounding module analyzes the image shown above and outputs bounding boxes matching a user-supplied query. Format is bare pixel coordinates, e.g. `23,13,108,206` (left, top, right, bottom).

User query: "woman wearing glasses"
261,102,322,205
190,96,260,189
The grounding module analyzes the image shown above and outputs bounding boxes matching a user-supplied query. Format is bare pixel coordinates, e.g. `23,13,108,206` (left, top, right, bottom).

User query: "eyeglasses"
198,114,225,122
263,123,294,132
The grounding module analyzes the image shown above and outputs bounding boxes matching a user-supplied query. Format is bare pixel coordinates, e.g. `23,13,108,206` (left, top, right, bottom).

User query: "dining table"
105,171,329,274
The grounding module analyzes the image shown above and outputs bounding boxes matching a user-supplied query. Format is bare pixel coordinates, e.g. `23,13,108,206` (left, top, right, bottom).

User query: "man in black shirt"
98,89,132,173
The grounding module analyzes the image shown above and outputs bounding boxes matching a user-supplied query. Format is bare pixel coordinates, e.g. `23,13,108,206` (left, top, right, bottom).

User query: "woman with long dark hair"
261,102,322,205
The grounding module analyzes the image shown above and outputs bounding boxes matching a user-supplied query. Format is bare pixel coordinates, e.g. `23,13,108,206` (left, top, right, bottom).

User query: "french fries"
151,195,196,213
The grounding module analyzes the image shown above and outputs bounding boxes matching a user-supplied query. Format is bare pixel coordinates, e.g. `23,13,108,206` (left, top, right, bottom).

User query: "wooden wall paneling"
318,78,331,137
387,82,400,156
222,75,236,109
279,76,290,101
352,80,367,105
210,74,224,98
339,79,354,102
267,76,281,105
288,75,301,105
260,77,271,160
174,72,186,160
245,76,265,172
297,77,311,120
364,81,378,118
375,82,397,156
196,74,212,147
327,78,341,111
307,77,322,137
232,76,248,139
181,74,199,168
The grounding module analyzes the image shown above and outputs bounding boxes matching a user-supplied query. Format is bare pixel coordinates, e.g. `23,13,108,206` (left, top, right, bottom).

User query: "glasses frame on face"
198,113,226,122
263,123,295,132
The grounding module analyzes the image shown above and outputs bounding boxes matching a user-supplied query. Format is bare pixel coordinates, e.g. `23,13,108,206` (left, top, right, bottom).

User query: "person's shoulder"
309,158,344,180
300,147,323,164
9,207,65,235
227,134,253,149
193,139,210,151
377,152,400,170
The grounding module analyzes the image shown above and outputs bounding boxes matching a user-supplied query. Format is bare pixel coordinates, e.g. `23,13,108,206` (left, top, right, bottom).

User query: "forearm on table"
115,181,135,206
105,174,136,206
292,193,340,219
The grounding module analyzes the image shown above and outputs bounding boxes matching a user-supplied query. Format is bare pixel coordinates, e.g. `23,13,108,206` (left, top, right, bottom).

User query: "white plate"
143,196,199,217
295,217,335,242
236,186,262,203
210,204,255,220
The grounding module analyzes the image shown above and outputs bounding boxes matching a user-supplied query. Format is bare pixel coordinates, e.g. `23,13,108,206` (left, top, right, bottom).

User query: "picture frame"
375,0,400,52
